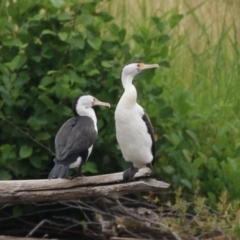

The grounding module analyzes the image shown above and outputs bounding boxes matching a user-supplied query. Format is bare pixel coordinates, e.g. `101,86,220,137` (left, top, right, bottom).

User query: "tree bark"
0,168,170,204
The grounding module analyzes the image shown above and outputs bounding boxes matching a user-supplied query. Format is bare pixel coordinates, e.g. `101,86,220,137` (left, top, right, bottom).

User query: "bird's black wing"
55,116,97,161
142,111,155,165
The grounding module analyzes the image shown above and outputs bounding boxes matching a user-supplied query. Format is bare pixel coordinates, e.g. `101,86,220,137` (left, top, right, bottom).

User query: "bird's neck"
121,73,134,89
77,107,97,131
121,74,137,106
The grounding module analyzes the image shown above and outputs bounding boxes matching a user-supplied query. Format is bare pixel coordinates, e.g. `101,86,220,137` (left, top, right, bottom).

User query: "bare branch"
0,170,170,204
0,115,54,155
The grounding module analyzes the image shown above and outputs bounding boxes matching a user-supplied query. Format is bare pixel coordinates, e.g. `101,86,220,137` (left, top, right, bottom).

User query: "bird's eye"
137,63,140,67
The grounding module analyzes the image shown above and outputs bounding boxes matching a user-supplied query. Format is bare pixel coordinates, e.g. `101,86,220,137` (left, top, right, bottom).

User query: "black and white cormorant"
48,94,110,179
115,62,159,181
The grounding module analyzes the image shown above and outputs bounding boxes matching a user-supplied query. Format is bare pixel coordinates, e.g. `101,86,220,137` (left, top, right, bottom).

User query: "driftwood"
110,238,150,240
0,237,58,240
0,168,170,204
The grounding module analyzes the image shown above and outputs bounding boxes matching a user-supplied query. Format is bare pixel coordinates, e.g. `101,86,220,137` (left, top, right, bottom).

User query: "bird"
48,93,110,179
115,62,159,181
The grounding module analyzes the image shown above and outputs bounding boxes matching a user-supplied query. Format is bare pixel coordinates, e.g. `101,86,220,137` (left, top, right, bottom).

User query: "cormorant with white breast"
48,94,110,179
115,62,159,181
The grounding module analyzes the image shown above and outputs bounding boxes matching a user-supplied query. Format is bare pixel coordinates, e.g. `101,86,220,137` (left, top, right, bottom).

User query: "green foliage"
1,1,240,238
0,0,170,180
116,1,240,207
1,0,240,210
146,188,240,239
0,0,117,179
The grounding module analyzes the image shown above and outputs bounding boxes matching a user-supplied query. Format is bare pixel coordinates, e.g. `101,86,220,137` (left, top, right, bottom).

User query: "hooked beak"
93,99,110,108
138,63,159,72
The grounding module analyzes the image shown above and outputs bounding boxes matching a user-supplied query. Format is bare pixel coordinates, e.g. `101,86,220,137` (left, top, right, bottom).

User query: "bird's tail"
48,159,69,179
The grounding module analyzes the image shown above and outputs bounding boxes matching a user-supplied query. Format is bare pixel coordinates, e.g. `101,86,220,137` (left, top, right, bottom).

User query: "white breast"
115,100,153,169
69,145,94,169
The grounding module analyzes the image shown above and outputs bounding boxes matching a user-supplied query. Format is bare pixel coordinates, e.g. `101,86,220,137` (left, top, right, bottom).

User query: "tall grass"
101,0,240,129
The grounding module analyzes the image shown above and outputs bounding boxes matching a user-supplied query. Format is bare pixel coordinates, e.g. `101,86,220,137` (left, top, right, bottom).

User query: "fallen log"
0,168,170,204
0,237,58,240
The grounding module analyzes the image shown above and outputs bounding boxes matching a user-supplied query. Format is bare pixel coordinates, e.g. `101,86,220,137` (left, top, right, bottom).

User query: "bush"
1,0,240,207
0,0,170,180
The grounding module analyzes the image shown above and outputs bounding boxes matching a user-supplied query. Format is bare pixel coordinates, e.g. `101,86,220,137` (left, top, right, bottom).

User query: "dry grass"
101,0,240,50
98,0,240,125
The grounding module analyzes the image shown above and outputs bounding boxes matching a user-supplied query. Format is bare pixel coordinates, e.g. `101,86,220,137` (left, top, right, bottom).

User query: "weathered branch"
0,237,58,240
0,168,170,205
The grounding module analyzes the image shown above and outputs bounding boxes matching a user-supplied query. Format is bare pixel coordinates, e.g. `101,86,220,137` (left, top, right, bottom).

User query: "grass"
101,0,240,129
100,0,240,207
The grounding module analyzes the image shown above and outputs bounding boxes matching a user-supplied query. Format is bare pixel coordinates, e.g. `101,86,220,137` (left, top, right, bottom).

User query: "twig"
26,219,65,237
0,115,54,155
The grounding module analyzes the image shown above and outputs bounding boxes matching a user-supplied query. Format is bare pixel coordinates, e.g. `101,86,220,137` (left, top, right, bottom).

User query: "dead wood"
95,204,180,240
0,168,170,204
0,236,58,240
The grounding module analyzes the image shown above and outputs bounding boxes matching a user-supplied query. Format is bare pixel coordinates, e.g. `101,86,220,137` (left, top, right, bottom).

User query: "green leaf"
38,94,55,109
31,56,41,62
41,43,54,59
1,75,11,92
29,158,42,168
77,14,93,25
10,55,27,71
41,29,57,35
118,29,126,42
87,38,102,50
182,149,192,162
101,60,114,68
160,46,169,58
87,69,100,76
97,11,113,22
180,179,192,189
207,192,216,203
40,76,54,87
0,170,12,180
192,157,205,169
67,34,85,49
109,23,119,35
163,165,175,175
0,63,10,76
159,61,170,68
164,132,181,147
19,145,33,159
169,14,184,28
158,35,170,44
35,132,51,141
54,82,69,99
207,157,218,171
160,106,173,118
151,17,165,32
58,32,68,41
57,12,73,21
68,71,86,87
133,35,145,44
0,144,16,162
150,87,163,96
50,0,65,8
82,161,98,174
186,129,200,147
29,13,45,21
2,38,23,47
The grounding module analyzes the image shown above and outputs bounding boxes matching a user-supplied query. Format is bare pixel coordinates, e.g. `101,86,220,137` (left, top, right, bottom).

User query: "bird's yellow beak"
93,99,110,108
138,63,159,72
